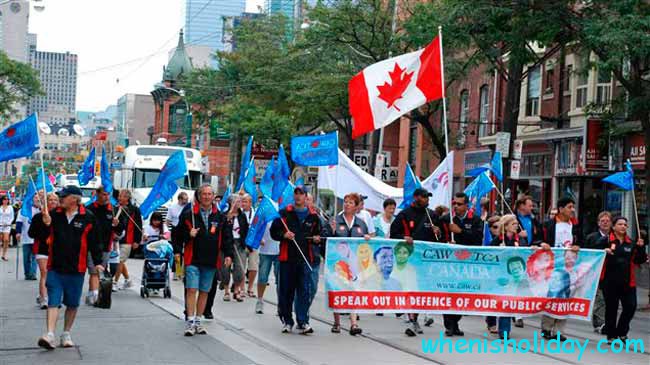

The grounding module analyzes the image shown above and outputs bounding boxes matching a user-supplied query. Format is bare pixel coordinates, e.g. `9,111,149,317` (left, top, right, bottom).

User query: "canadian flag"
349,36,443,139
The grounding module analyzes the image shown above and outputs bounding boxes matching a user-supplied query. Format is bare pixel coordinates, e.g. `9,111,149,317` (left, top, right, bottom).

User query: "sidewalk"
0,247,254,365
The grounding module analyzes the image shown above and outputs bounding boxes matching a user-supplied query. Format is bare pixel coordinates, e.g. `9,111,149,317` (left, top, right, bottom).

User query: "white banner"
318,150,453,212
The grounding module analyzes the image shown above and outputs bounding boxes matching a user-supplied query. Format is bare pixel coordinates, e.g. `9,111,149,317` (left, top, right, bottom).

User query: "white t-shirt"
0,206,14,228
16,207,40,244
144,225,167,245
259,222,279,255
356,209,376,234
166,202,186,228
554,221,573,248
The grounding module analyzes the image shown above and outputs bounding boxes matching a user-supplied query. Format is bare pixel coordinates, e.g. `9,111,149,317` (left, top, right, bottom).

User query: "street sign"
510,160,521,180
513,139,523,160
495,132,511,158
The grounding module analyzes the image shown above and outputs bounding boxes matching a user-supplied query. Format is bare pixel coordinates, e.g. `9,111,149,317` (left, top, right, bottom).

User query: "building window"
478,85,489,137
458,90,469,147
544,68,554,94
525,65,541,116
595,69,612,106
575,54,589,109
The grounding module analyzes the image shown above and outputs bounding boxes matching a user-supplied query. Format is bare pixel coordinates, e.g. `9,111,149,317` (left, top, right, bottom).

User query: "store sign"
464,149,492,177
495,132,511,158
510,160,521,180
585,119,608,171
349,150,398,182
626,134,646,169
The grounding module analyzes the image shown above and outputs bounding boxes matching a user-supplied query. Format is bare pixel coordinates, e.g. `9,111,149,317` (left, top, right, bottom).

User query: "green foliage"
0,51,42,120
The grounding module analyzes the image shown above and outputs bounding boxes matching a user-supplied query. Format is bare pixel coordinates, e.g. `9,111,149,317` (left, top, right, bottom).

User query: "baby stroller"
140,240,174,298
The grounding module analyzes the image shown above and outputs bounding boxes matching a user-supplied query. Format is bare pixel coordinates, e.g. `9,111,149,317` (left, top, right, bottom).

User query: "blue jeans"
498,317,512,337
22,244,36,278
279,261,311,327
185,265,217,292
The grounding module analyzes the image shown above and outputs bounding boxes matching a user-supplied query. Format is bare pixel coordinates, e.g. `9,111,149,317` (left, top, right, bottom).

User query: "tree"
0,51,42,120
569,0,650,229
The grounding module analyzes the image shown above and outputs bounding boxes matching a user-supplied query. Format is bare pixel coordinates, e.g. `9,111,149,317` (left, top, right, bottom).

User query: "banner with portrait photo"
324,238,605,320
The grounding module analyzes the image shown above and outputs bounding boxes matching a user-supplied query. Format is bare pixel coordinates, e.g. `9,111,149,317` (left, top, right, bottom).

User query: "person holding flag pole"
270,184,322,335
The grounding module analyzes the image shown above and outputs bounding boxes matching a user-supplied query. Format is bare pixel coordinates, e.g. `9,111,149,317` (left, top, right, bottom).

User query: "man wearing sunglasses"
441,192,484,337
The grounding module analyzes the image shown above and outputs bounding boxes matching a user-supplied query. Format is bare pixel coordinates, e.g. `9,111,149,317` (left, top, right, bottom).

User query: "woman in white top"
0,195,14,261
142,212,169,245
373,198,396,238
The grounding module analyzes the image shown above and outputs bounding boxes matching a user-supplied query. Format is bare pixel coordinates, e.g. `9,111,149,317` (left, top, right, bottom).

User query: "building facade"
27,50,78,116
183,0,246,68
116,94,154,147
0,0,29,62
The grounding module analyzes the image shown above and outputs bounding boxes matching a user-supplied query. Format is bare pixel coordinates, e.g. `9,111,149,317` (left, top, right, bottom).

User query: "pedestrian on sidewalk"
584,211,612,334
270,185,322,335
29,193,60,309
85,187,122,305
15,193,41,280
329,193,368,336
178,184,233,336
255,222,279,314
113,189,142,290
0,195,15,261
602,216,647,343
220,194,247,302
240,194,259,298
538,196,581,341
31,186,103,350
391,188,443,337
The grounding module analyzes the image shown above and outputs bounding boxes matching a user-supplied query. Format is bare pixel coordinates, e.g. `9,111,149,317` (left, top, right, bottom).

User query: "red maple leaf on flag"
311,140,320,148
376,63,414,111
6,128,16,138
454,249,471,260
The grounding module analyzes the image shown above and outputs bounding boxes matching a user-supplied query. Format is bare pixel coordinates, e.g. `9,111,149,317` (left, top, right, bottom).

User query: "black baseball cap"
413,188,432,197
294,185,306,194
57,185,83,198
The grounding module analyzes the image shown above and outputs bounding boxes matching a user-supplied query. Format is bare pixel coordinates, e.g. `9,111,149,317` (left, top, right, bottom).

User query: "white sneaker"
184,321,195,336
281,323,293,333
255,300,264,314
194,319,207,335
60,332,74,348
37,333,56,350
40,297,48,310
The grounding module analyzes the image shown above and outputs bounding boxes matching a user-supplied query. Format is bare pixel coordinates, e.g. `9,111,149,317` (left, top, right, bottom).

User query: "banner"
291,132,339,166
325,238,605,319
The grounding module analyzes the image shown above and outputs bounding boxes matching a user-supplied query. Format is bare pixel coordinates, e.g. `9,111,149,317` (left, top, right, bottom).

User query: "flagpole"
279,219,313,272
35,113,48,212
631,187,641,240
438,26,449,155
495,186,515,215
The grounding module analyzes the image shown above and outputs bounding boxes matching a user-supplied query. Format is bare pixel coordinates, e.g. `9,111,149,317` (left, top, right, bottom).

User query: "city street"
2,246,649,365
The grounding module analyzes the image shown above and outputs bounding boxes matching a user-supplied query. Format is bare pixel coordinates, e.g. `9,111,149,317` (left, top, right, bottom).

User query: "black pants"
204,270,221,316
278,261,311,327
443,314,462,330
604,284,636,338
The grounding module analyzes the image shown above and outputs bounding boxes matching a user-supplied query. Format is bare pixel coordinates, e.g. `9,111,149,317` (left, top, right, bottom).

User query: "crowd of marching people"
1,179,648,350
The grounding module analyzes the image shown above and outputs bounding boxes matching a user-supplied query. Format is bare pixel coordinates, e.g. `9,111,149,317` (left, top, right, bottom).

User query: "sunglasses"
490,225,499,229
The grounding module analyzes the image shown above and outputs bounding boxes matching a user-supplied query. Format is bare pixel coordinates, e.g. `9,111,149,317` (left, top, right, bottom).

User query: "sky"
29,0,264,112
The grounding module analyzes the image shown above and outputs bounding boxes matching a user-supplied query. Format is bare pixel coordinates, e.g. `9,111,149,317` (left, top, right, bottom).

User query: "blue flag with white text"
100,148,113,193
219,186,231,213
245,196,280,250
602,160,634,191
78,147,96,186
272,145,291,201
467,151,503,182
278,181,295,209
20,179,37,221
0,114,40,163
291,132,339,166
34,168,54,192
260,156,276,197
243,160,258,203
140,151,187,219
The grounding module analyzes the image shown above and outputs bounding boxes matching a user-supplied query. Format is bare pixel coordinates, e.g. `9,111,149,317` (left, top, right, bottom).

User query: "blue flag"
482,221,492,246
291,132,339,166
243,160,258,203
399,164,422,209
140,151,188,219
602,160,634,191
219,186,231,212
34,168,54,192
272,145,291,201
278,181,295,209
78,147,96,186
236,136,253,191
0,114,40,163
245,196,280,250
467,151,503,182
464,172,495,216
100,148,113,193
20,179,37,221
260,156,275,197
